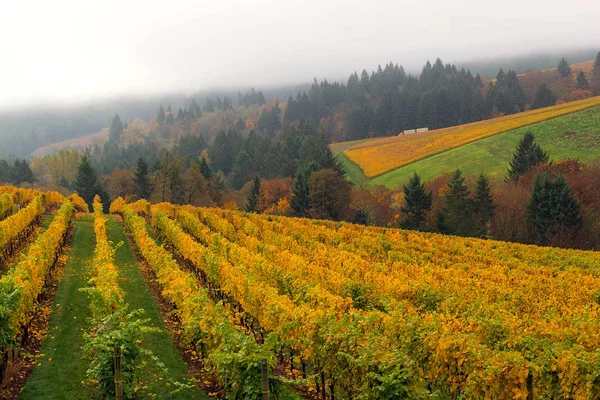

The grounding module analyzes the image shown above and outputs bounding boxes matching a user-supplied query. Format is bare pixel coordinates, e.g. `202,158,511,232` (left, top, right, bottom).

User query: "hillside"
366,105,600,187
339,95,600,182
31,128,109,157
2,188,600,398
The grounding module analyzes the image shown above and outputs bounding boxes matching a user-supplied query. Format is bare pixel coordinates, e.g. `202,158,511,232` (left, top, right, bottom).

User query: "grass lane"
106,215,209,399
20,215,95,399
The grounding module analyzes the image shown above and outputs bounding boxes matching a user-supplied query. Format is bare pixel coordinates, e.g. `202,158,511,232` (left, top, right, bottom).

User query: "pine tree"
74,156,108,209
157,105,166,124
557,57,571,78
506,132,549,182
133,157,152,199
527,173,581,245
473,173,494,237
575,71,589,90
199,156,213,180
11,159,36,185
291,162,319,217
531,82,556,109
109,114,124,143
440,168,474,236
245,176,260,213
400,172,432,231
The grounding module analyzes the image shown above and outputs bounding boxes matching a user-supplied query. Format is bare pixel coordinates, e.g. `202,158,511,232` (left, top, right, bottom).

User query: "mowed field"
342,95,600,179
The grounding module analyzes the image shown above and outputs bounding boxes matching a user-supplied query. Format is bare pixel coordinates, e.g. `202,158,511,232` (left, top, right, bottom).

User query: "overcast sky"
1,0,598,108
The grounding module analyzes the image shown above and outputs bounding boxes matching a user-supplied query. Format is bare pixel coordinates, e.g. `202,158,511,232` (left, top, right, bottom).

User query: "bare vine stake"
114,346,124,400
261,359,270,400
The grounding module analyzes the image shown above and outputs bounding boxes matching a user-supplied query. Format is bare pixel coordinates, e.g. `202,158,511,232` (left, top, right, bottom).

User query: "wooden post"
526,369,534,400
261,359,269,400
114,346,124,400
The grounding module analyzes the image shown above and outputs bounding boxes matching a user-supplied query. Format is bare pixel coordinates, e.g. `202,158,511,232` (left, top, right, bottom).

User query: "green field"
338,106,600,188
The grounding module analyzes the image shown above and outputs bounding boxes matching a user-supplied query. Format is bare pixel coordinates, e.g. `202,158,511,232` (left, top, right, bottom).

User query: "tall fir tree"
157,105,166,124
199,156,213,180
291,162,319,217
527,173,581,245
400,172,432,231
74,155,108,209
245,176,261,213
557,57,571,78
575,71,589,90
109,114,124,143
439,168,474,236
133,157,152,199
506,132,549,182
11,159,36,185
473,173,494,237
531,82,556,109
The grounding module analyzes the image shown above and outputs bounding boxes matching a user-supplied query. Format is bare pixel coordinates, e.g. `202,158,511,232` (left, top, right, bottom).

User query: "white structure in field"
400,127,428,135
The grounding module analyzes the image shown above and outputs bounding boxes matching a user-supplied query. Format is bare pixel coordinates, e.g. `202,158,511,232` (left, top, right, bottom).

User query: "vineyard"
1,188,600,399
343,95,600,178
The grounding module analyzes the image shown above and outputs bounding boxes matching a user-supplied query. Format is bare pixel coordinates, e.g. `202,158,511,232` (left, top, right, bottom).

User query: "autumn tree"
506,132,549,182
527,173,581,245
245,176,261,213
557,57,571,78
152,151,183,204
400,172,432,231
106,168,135,200
308,168,351,220
182,160,211,206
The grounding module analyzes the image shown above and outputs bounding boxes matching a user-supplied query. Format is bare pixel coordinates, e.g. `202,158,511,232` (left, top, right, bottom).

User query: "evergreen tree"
133,157,152,199
157,105,166,124
11,159,36,185
165,105,175,124
291,161,319,217
400,172,432,231
527,173,581,245
473,173,494,237
439,168,474,236
557,57,571,78
575,71,589,90
531,82,556,109
199,156,213,180
109,114,124,143
245,176,260,213
74,155,108,209
506,132,549,182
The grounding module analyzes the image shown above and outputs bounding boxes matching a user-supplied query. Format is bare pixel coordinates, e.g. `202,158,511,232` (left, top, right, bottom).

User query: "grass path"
20,215,95,399
20,215,208,399
106,215,208,399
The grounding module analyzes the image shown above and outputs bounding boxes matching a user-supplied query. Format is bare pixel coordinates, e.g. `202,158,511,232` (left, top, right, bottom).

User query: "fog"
1,0,598,109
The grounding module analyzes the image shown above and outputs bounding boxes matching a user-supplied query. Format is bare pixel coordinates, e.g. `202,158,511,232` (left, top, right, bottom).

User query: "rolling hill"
336,104,600,187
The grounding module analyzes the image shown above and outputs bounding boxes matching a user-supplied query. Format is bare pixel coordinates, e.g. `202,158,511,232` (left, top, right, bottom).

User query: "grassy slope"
21,215,208,399
340,106,600,188
20,215,95,399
